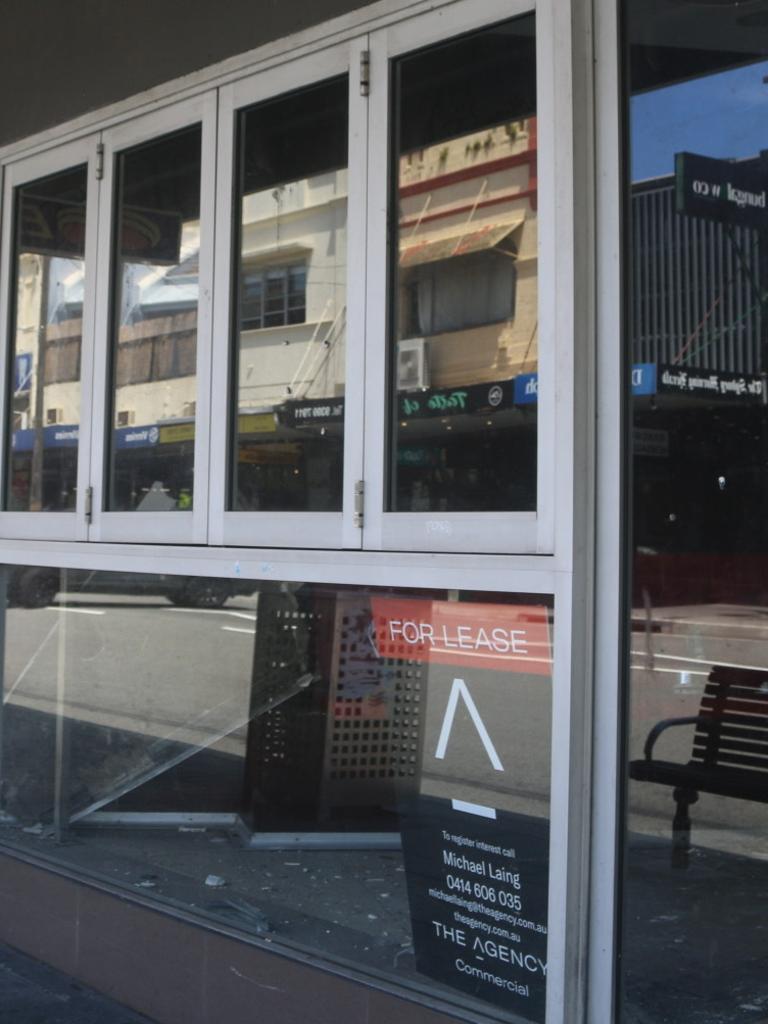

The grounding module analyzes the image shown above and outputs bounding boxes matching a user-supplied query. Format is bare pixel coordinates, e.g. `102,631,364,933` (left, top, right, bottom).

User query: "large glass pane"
0,565,552,1023
108,126,202,512
4,166,87,512
231,78,348,512
389,16,537,513
622,5,768,1022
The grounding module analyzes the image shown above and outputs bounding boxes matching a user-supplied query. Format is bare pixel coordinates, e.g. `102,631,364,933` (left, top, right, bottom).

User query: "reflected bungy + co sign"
675,151,768,230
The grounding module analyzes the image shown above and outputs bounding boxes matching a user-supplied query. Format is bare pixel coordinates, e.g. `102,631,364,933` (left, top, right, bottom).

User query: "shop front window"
622,4,768,1021
388,16,537,515
4,166,88,513
231,77,348,514
107,125,202,513
0,566,552,1023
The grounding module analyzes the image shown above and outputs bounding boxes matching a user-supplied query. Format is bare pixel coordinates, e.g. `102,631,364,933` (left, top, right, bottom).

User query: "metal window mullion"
710,223,718,368
682,215,693,362
716,223,726,370
639,197,646,359
673,206,682,364
651,191,663,352
664,189,674,361
729,230,737,374
690,216,700,363
735,226,744,373
660,190,669,355
631,200,640,359
753,231,761,372
589,0,624,1018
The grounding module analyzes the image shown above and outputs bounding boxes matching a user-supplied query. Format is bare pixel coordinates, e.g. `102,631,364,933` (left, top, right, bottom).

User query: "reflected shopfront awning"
399,216,524,268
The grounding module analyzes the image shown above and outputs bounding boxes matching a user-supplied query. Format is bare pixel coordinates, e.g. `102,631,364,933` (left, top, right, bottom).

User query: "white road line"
633,616,768,633
221,626,254,635
630,650,768,673
45,606,105,616
162,607,256,620
630,664,709,677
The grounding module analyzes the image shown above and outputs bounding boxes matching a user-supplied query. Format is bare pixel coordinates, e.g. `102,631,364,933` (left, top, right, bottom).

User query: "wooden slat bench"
629,665,768,867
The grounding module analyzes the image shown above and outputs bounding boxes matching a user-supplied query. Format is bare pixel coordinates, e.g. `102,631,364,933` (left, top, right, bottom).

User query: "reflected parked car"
7,567,250,609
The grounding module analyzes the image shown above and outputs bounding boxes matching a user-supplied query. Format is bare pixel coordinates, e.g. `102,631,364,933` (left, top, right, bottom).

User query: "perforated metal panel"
320,595,423,813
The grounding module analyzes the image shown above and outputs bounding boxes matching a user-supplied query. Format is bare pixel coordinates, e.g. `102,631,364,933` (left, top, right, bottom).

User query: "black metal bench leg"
671,787,698,869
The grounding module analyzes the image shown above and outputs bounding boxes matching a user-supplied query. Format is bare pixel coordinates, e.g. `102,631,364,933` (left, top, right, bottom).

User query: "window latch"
353,479,365,528
84,486,93,524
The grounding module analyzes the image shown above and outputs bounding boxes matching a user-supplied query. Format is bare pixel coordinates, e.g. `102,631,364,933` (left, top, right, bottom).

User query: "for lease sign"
370,598,551,675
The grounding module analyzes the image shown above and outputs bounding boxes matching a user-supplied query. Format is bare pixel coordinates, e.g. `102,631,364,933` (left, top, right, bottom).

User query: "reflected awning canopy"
399,216,524,267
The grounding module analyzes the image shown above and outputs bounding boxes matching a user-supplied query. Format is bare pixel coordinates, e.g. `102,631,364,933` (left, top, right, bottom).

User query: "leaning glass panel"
389,16,537,513
0,566,552,1023
231,78,348,513
4,166,87,512
107,126,202,512
623,5,768,1021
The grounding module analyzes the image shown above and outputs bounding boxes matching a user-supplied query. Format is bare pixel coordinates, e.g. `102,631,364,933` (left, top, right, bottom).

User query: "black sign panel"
398,379,514,420
657,364,764,401
400,796,548,1022
280,397,345,429
675,151,768,230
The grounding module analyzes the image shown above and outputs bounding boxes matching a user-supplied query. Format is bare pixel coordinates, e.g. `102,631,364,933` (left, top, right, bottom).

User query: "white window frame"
362,0,559,555
208,40,368,550
88,92,217,544
0,136,100,541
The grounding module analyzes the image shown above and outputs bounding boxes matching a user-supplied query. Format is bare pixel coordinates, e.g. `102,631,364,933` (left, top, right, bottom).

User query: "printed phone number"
446,874,522,911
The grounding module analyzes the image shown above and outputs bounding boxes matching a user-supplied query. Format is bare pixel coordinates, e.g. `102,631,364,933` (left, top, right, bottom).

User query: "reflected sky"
631,59,768,181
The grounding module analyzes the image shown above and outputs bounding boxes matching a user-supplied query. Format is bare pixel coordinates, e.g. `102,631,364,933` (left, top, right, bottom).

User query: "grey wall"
0,0,379,146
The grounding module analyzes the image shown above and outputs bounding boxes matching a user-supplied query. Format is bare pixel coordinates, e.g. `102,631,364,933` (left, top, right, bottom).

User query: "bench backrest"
693,666,768,774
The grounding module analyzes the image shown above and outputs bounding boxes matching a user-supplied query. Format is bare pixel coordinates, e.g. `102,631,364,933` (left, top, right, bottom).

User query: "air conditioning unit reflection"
396,338,429,391
45,408,64,425
116,409,135,427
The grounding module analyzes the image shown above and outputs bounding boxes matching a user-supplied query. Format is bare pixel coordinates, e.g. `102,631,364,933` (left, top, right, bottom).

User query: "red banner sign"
370,598,551,675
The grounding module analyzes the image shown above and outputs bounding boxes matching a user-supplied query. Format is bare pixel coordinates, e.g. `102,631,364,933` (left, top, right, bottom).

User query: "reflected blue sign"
631,363,657,396
11,425,79,451
114,425,160,449
514,373,539,405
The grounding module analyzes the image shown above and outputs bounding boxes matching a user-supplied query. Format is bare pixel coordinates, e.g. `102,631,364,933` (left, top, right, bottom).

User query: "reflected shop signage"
632,363,763,401
372,598,551,1022
656,364,763,400
280,397,344,429
11,425,79,451
12,421,197,452
398,378,534,419
676,150,768,230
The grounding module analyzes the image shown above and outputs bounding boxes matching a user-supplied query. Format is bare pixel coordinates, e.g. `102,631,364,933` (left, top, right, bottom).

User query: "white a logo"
435,678,504,772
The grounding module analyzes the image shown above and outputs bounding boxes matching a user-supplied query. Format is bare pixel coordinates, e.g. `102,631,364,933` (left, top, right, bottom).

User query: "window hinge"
84,486,93,524
95,143,104,181
359,50,370,97
353,479,365,528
